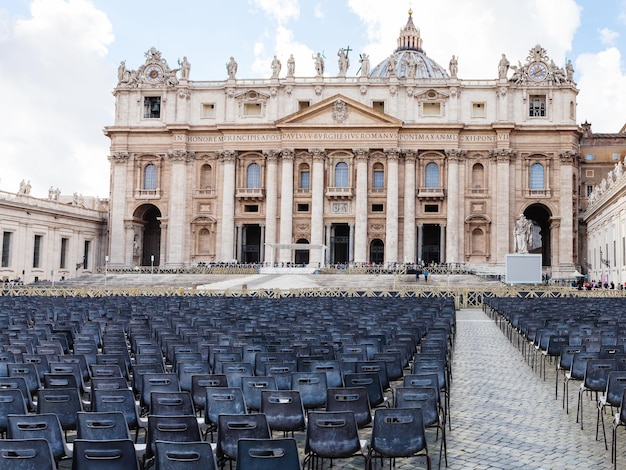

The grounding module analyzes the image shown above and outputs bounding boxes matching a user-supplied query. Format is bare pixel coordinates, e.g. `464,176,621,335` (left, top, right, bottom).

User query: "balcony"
467,187,488,197
195,187,216,198
417,187,446,200
295,188,311,195
236,187,265,200
525,188,551,198
325,187,354,199
134,189,161,199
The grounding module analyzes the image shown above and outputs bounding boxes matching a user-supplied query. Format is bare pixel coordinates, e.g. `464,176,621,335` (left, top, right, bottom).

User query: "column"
220,150,237,262
417,224,423,263
260,224,265,263
236,224,243,262
385,149,399,264
353,148,369,263
279,150,295,263
310,149,326,266
440,224,446,263
166,150,192,267
403,151,417,263
124,224,135,266
490,149,515,263
349,223,354,263
325,223,332,266
107,152,129,265
445,150,465,264
263,150,279,264
558,150,577,270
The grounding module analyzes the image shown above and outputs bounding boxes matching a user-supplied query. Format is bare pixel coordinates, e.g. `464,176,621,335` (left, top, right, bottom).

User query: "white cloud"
599,27,619,46
251,24,315,77
0,0,114,198
251,0,300,24
313,3,323,19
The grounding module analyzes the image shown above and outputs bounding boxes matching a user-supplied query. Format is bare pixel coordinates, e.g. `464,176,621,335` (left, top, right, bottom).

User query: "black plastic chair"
309,360,344,388
260,389,306,436
223,362,254,389
216,413,271,469
154,440,217,470
0,388,27,437
599,371,626,448
556,345,585,400
177,361,211,393
140,373,180,413
325,386,372,429
76,411,131,440
563,351,600,413
0,438,56,470
7,413,72,463
291,372,328,411
367,407,431,470
150,391,195,416
72,438,140,470
344,372,388,408
37,387,83,434
237,438,301,470
205,386,247,441
612,388,626,470
265,363,297,390
303,410,366,469
576,358,616,429
91,388,147,442
190,374,228,413
144,414,202,468
241,376,277,412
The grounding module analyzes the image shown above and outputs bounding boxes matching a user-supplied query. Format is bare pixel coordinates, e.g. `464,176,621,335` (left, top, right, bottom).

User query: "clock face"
145,65,163,83
528,62,548,82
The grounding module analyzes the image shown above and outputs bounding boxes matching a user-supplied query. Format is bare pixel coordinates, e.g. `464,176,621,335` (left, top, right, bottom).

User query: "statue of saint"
337,48,349,77
359,53,370,77
314,53,325,76
117,61,127,83
566,59,574,82
271,55,281,78
514,214,533,254
498,54,510,79
226,57,238,79
287,54,295,77
179,56,191,80
449,55,458,78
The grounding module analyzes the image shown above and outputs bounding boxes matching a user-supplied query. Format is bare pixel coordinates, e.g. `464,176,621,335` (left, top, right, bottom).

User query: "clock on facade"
144,65,164,83
528,62,548,82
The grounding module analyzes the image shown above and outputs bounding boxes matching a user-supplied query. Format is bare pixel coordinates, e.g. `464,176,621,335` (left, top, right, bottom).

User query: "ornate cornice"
353,148,369,162
489,149,517,162
309,148,327,161
280,149,295,161
558,150,579,164
445,149,467,162
402,150,417,163
217,150,238,163
263,149,279,163
168,149,195,163
384,148,400,161
108,152,129,164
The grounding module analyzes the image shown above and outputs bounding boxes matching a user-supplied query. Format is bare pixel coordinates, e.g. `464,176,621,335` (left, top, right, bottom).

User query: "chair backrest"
0,388,27,433
7,413,69,462
325,386,372,428
216,413,271,462
190,374,228,411
241,376,277,412
91,376,131,391
0,438,55,470
37,387,83,431
90,363,124,379
205,387,247,426
223,362,254,389
254,352,296,376
260,389,306,433
0,377,34,411
559,345,585,370
22,354,50,382
154,441,217,470
145,415,202,462
309,360,344,388
91,388,141,432
265,362,297,390
7,363,40,398
150,391,195,416
290,372,328,410
370,407,428,460
237,438,301,470
141,373,180,410
583,359,616,392
177,361,211,392
570,351,601,380
305,410,361,459
72,439,139,470
343,372,385,408
411,359,447,392
76,411,131,440
394,386,440,427
372,352,404,381
355,361,390,391
605,371,626,407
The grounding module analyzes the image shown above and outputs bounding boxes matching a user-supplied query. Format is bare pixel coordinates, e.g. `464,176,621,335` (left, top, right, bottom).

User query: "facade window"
423,102,441,116
297,203,310,212
585,154,595,161
200,164,213,190
1,232,11,268
529,95,546,117
529,163,544,190
244,205,259,212
424,162,439,188
243,103,263,116
143,96,161,118
144,164,157,190
335,162,349,187
372,101,385,113
586,185,593,197
425,204,439,213
471,102,486,118
613,153,621,161
246,163,261,188
83,240,90,269
299,165,310,189
298,101,310,111
372,203,384,212
33,234,42,268
199,228,211,252
60,238,68,269
202,103,215,118
373,163,384,189
471,163,484,189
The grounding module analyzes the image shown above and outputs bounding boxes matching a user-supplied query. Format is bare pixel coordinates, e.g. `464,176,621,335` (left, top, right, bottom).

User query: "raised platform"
259,266,318,274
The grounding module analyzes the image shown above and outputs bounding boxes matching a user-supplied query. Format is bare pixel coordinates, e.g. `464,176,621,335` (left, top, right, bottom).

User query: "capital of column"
558,150,579,164
309,148,327,161
263,149,280,163
445,149,467,162
168,149,195,163
384,148,400,161
353,148,369,162
402,150,417,163
218,150,238,164
281,149,295,161
109,152,129,164
489,149,517,163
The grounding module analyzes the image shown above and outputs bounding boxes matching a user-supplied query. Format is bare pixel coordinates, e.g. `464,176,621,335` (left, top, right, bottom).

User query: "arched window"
246,163,261,188
144,164,157,190
299,163,310,189
425,162,439,188
335,162,348,187
199,228,211,252
373,162,385,189
200,164,213,190
529,163,544,190
471,163,484,189
471,228,485,254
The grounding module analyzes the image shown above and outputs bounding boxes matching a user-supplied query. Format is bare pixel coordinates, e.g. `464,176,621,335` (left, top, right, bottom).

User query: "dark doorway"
135,205,161,267
524,204,552,266
331,224,350,264
370,239,384,265
422,224,441,264
295,238,310,265
242,225,261,263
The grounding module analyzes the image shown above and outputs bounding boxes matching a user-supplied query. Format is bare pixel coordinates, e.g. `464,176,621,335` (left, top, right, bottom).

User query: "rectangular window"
373,171,384,189
243,103,262,116
371,204,384,212
372,101,385,113
585,170,594,177
297,203,310,212
143,97,161,119
60,238,69,269
424,204,439,213
33,235,42,268
244,205,259,213
613,153,621,161
202,103,215,118
529,95,546,117
1,232,11,268
423,102,441,116
83,240,90,269
300,171,310,189
471,102,486,118
298,101,310,111
586,185,593,197
584,154,595,161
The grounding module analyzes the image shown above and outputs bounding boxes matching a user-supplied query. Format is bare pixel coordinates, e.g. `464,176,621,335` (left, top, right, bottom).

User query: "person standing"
423,269,429,283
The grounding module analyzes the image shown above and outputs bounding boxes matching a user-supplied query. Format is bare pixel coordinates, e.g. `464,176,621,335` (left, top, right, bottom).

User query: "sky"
1,0,626,199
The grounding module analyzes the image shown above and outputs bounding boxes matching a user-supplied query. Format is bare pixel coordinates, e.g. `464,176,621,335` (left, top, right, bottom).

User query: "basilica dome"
369,10,449,80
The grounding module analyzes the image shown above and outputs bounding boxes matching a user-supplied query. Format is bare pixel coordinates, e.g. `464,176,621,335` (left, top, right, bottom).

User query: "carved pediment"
276,94,403,128
414,89,449,102
234,90,270,103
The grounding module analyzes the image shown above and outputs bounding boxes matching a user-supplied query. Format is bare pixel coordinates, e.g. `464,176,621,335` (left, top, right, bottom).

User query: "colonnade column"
279,149,295,264
490,149,516,263
445,149,465,264
108,152,129,265
349,223,354,263
310,148,326,266
440,224,446,263
353,148,369,264
417,224,423,263
124,223,135,266
325,223,332,266
166,150,193,267
557,151,578,271
259,224,265,263
220,151,237,262
236,224,243,262
263,150,279,265
385,148,400,264
403,151,417,264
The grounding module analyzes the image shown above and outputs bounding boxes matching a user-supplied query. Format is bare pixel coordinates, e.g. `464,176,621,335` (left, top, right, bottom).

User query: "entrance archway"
295,238,310,265
422,224,441,264
133,204,162,267
242,225,261,263
524,204,552,266
330,224,350,264
369,239,384,265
